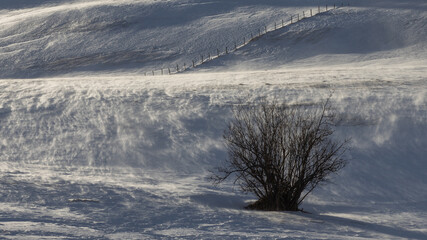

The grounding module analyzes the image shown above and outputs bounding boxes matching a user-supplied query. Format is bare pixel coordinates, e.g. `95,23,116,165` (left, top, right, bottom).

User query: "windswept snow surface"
0,0,335,78
1,0,427,239
194,0,427,71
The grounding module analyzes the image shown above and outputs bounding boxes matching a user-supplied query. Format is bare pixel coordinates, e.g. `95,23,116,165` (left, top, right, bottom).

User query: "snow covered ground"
1,0,426,239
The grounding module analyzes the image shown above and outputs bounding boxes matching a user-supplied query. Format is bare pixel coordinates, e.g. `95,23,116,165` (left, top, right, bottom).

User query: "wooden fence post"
234,42,237,49
303,11,305,18
217,49,220,56
226,47,228,54
152,71,154,76
176,64,179,72
168,68,171,74
184,63,186,69
201,55,204,63
297,13,299,21
311,9,312,17
326,5,328,11
192,60,195,67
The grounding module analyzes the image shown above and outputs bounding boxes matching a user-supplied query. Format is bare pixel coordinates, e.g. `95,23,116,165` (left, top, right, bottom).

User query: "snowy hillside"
196,2,427,71
0,0,336,78
1,0,426,239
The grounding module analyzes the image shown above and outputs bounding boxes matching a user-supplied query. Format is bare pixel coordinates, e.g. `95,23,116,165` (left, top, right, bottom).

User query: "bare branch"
210,97,349,211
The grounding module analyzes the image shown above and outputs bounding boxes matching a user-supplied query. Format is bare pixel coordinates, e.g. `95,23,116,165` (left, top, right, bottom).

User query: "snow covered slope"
1,66,426,239
0,0,335,78
0,0,426,239
194,0,427,71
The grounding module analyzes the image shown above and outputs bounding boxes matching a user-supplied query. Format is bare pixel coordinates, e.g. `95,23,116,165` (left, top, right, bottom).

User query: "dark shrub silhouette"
212,98,348,211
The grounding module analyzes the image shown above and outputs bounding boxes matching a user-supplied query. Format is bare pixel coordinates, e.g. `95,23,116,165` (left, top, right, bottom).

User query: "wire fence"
143,2,350,76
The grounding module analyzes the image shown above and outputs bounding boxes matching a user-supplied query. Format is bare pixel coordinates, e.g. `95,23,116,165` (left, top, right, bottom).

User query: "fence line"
143,2,349,76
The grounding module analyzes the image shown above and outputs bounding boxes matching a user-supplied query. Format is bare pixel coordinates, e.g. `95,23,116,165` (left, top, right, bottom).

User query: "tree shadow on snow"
189,191,249,209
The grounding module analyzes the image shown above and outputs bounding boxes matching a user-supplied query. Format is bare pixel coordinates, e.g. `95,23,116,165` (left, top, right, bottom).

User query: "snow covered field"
1,0,426,239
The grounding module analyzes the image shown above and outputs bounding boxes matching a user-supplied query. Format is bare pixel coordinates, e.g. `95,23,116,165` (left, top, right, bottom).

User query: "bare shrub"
212,98,348,211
